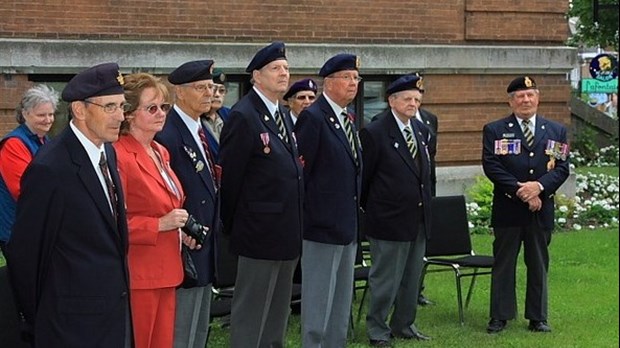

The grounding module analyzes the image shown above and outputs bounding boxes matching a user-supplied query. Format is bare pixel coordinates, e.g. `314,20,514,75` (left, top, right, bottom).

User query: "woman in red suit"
114,73,189,348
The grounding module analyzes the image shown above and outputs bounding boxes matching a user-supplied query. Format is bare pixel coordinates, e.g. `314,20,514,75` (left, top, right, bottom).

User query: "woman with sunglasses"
113,73,190,348
283,78,318,126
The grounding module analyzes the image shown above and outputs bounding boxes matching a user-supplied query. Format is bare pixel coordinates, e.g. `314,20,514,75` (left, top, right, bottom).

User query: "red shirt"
0,137,34,200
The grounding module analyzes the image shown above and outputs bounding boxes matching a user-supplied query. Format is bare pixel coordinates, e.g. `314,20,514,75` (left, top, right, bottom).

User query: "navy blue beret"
246,41,287,73
283,78,318,100
507,76,537,93
386,74,424,96
212,68,227,85
168,60,214,85
319,54,360,77
61,62,125,102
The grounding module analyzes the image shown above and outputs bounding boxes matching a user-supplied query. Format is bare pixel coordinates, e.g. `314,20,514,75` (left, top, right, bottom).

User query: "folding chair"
421,195,494,325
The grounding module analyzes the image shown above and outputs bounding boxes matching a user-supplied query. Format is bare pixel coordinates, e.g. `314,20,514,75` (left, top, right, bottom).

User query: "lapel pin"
264,115,270,121
508,122,514,127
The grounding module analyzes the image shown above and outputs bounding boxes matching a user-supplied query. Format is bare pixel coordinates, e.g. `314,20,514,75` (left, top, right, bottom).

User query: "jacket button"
529,169,534,174
201,200,206,204
530,152,535,157
121,291,127,297
418,202,423,207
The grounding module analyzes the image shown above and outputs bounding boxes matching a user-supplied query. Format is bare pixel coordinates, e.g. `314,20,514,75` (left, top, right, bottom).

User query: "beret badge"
416,78,423,89
524,76,533,88
355,56,361,69
117,71,124,86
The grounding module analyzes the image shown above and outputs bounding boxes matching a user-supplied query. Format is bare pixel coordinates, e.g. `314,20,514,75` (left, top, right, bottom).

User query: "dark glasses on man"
296,95,316,101
141,103,172,114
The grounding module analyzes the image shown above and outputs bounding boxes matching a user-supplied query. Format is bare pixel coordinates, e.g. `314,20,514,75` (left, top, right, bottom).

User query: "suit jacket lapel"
533,117,547,148
320,97,357,164
410,120,428,178
249,90,293,153
65,130,118,232
123,135,172,196
386,113,418,175
170,110,217,199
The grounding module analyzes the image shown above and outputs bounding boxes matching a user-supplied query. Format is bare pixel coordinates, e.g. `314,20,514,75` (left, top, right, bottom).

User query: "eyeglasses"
140,103,172,114
328,75,363,83
295,95,316,101
184,83,215,93
84,100,132,114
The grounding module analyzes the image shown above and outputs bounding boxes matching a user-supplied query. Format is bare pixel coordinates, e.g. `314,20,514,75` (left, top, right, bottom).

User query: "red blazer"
114,134,184,289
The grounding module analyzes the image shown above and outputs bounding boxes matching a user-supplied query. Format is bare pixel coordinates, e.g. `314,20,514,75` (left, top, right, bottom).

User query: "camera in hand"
182,215,209,246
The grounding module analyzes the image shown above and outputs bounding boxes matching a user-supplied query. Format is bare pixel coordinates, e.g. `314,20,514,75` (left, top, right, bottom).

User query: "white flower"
559,205,569,213
573,224,582,230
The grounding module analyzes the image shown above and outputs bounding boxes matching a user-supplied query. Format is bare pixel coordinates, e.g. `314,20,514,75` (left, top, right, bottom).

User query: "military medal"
196,160,205,172
260,132,271,154
545,140,570,172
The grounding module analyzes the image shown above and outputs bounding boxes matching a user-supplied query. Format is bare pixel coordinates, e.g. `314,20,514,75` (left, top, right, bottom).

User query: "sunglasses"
295,95,316,101
140,103,172,114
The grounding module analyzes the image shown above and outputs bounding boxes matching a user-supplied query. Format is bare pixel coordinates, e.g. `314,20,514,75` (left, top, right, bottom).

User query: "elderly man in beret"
154,59,218,348
7,62,133,347
219,41,303,348
294,53,362,347
200,68,231,162
284,78,317,125
483,76,569,334
360,74,433,346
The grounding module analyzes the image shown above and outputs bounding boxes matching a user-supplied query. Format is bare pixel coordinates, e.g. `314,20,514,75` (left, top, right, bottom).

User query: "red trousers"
131,287,177,348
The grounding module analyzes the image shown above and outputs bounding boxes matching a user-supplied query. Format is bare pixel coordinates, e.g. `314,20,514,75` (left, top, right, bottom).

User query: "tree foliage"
568,0,619,52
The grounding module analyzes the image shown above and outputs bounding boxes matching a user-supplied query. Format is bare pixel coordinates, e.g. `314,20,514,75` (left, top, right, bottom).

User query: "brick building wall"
0,0,575,167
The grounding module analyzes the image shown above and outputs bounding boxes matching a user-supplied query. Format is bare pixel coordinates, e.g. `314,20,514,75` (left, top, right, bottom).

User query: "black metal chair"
421,195,494,325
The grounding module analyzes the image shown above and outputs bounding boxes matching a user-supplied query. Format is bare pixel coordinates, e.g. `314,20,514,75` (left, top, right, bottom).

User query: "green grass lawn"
575,166,619,177
205,227,619,347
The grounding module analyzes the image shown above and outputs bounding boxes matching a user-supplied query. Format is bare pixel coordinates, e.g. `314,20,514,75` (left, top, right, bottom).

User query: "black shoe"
417,293,433,306
391,331,431,341
528,320,551,333
486,319,507,334
369,339,392,347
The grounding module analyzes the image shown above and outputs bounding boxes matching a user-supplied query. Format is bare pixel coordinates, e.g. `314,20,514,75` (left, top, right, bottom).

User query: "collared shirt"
391,110,415,141
202,114,224,142
253,86,280,120
323,93,348,127
173,104,210,163
69,121,114,212
516,114,537,136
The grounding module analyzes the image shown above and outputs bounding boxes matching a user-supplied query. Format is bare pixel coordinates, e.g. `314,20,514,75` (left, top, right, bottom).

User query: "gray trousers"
366,232,426,341
230,256,298,348
301,240,356,348
173,285,213,348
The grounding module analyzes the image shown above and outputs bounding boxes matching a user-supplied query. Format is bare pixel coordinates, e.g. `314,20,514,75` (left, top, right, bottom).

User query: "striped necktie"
404,125,417,159
522,119,534,147
197,127,219,189
341,111,358,163
274,109,289,144
99,152,118,219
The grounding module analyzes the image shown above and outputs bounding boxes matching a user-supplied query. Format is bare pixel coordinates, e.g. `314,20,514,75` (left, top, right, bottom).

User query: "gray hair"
15,84,60,124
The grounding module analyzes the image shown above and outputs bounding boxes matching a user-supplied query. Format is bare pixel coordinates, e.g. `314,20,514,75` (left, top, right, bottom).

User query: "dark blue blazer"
201,106,231,163
360,110,433,241
7,127,131,347
294,95,361,245
418,108,438,195
219,89,303,260
482,114,570,230
155,108,217,286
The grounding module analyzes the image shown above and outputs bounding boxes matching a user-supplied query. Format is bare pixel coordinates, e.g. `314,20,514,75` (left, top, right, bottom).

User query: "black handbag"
180,246,198,288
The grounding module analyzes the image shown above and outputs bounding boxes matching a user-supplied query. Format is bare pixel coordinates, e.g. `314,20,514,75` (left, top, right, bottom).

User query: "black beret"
319,54,360,77
245,41,287,73
386,74,424,96
507,76,537,93
212,68,227,85
61,62,125,102
168,60,215,85
283,78,318,100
